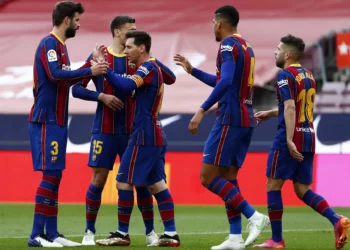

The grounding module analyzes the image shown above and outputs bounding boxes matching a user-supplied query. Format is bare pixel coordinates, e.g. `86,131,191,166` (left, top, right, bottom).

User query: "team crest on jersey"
128,61,136,68
47,49,58,62
62,64,71,71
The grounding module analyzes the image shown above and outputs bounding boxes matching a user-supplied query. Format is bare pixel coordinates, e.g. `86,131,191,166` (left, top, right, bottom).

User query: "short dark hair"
215,5,239,27
110,15,136,37
125,30,151,53
52,1,84,26
280,34,305,60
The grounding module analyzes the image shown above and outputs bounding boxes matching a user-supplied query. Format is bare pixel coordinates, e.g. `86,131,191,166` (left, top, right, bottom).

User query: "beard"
276,58,285,69
65,26,77,38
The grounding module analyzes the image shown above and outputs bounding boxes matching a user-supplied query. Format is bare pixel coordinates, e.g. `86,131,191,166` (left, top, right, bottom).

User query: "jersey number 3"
297,88,316,123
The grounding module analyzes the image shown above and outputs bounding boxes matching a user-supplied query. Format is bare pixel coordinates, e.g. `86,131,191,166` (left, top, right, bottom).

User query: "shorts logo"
47,49,58,62
51,156,57,163
92,154,97,161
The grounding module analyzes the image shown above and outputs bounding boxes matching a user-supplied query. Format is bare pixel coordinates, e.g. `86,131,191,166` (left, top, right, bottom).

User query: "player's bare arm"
188,108,205,135
173,54,193,73
284,99,303,162
254,109,278,125
174,53,216,87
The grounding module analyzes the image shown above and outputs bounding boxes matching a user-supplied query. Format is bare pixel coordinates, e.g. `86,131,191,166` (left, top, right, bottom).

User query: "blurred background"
0,0,350,206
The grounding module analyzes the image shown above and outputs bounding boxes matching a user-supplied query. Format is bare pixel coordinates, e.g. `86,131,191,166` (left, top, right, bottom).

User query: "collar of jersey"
290,63,302,67
50,32,65,45
107,47,126,57
232,33,241,37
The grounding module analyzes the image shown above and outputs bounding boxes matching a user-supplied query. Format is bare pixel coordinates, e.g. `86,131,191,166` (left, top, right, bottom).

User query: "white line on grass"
0,229,333,239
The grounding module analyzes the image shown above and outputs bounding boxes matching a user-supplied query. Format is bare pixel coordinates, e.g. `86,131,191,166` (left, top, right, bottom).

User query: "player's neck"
221,29,237,40
136,54,150,67
109,40,125,54
284,60,300,69
51,27,67,43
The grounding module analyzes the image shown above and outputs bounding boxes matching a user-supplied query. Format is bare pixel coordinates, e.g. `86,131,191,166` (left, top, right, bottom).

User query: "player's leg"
221,167,242,240
82,133,118,246
293,152,349,249
146,146,180,247
27,123,73,247
135,186,158,244
254,150,294,249
27,122,64,247
43,124,81,247
116,134,156,240
96,145,152,247
233,128,270,247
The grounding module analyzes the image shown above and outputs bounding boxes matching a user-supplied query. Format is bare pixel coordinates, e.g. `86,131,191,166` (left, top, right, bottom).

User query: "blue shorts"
28,122,67,171
266,150,314,184
203,124,254,167
88,133,129,170
117,146,166,186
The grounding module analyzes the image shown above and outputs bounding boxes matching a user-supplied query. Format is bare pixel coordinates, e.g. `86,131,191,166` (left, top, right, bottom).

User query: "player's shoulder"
42,34,58,45
277,69,295,88
278,68,294,78
136,61,155,76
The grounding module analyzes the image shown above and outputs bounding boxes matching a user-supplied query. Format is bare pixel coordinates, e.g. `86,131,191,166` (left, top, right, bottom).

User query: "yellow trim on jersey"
50,32,65,45
290,64,302,67
232,33,241,37
107,47,126,57
130,75,144,88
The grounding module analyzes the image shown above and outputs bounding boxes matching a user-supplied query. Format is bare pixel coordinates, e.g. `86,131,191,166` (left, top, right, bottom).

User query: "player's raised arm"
40,39,107,82
105,61,154,94
154,58,176,85
174,53,216,87
200,39,236,111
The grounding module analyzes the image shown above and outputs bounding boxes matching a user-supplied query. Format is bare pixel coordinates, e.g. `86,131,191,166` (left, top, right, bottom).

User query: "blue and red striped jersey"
72,48,176,136
215,34,255,127
128,60,167,146
80,48,137,135
272,64,316,152
29,32,92,127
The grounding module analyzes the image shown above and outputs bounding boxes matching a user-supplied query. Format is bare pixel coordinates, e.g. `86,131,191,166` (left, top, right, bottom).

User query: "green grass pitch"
0,204,349,249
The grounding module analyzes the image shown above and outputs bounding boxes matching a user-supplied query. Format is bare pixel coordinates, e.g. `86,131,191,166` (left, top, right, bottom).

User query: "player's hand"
287,140,304,162
188,108,205,135
91,62,109,76
254,110,272,125
98,93,124,111
173,54,193,74
92,43,107,63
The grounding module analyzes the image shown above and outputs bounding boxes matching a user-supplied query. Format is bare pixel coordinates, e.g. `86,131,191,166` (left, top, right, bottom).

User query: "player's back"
216,34,255,127
129,60,166,146
90,49,136,135
29,34,71,126
275,64,316,152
